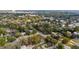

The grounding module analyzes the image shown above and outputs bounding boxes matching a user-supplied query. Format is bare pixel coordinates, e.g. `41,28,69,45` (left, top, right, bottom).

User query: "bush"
57,43,64,49
62,37,70,44
45,36,52,43
15,32,21,38
31,34,41,44
71,45,79,49
0,37,7,46
0,28,7,35
4,43,16,49
74,26,79,32
7,36,16,42
51,39,58,45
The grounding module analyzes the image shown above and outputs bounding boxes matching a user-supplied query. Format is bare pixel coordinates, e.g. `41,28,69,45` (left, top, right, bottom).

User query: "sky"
0,0,79,10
